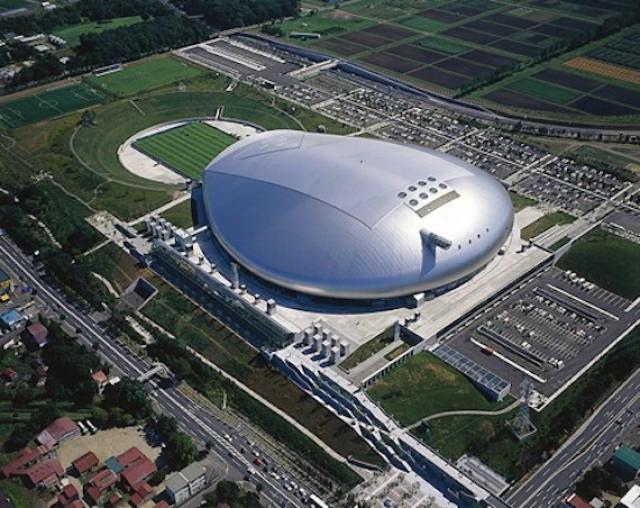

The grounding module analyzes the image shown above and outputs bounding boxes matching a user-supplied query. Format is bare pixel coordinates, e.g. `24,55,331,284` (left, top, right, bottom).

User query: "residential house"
36,417,80,448
72,451,99,476
25,322,48,349
166,462,208,505
20,458,63,488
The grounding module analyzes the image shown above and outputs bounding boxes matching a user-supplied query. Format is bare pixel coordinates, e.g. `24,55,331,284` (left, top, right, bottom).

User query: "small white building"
621,485,640,508
165,462,208,505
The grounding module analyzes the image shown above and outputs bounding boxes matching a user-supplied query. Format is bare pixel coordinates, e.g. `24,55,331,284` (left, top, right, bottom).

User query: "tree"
153,414,178,438
80,110,96,126
165,431,198,470
103,377,152,420
91,406,109,428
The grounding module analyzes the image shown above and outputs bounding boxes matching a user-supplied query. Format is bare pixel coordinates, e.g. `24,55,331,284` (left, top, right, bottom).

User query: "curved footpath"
405,399,522,431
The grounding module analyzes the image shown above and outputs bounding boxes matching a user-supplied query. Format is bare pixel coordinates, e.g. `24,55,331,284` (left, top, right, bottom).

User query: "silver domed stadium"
202,130,514,300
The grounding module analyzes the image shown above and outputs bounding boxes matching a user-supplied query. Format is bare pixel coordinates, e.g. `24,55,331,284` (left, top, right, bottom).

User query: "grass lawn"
507,78,583,105
558,227,640,299
398,15,445,33
368,352,507,426
135,123,235,180
509,191,537,211
0,83,106,128
160,199,193,229
278,10,373,38
53,16,143,46
385,343,409,361
73,88,350,192
0,479,44,508
142,276,383,466
88,56,205,97
413,409,519,468
521,211,574,240
340,328,393,371
549,236,570,251
415,36,469,55
415,326,640,480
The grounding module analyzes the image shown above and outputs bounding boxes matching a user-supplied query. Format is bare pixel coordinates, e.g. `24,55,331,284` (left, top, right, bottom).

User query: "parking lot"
443,266,639,404
515,173,605,216
176,34,639,228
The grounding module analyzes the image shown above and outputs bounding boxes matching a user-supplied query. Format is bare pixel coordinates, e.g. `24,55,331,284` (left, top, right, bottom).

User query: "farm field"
134,122,235,179
474,24,640,123
87,56,206,97
520,211,574,240
367,351,508,426
0,83,106,128
274,0,637,99
52,16,143,46
558,227,640,300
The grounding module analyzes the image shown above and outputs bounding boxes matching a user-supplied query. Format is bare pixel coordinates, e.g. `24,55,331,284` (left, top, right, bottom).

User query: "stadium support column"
231,262,240,290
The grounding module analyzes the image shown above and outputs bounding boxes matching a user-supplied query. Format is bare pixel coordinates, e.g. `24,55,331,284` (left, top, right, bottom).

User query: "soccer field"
88,56,205,97
134,122,236,179
0,83,106,128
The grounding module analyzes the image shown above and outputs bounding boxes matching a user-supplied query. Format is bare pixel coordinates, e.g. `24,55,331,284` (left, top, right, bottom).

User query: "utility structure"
510,379,538,441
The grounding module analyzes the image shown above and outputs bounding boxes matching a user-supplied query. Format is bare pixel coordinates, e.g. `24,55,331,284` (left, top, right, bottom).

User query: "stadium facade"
201,130,514,300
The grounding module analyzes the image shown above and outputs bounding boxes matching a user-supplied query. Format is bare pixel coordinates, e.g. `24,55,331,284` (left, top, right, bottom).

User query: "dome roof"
202,130,514,299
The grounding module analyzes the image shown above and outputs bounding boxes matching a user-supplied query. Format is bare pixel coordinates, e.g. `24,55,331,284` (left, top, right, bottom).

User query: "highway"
506,366,640,508
0,236,312,508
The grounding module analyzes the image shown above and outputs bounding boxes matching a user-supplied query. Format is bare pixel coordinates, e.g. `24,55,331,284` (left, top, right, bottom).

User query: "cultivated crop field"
275,0,636,99
0,83,106,128
475,24,640,122
88,56,205,97
134,122,236,179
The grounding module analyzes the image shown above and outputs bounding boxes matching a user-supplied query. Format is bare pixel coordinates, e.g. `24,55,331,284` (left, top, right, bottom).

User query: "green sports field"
0,83,106,128
88,56,205,97
134,122,236,179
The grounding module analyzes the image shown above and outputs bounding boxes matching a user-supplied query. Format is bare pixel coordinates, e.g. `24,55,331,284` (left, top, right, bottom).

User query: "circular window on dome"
427,176,436,182
418,180,426,186
439,183,447,189
409,199,419,206
429,187,438,194
398,192,407,198
408,185,417,192
419,192,428,199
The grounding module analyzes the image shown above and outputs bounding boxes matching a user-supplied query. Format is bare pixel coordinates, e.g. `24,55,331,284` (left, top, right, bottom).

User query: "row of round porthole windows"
456,227,491,249
399,181,448,201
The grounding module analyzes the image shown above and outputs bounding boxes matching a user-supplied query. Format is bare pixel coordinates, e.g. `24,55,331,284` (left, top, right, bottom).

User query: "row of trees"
7,15,209,90
148,335,362,491
173,0,297,30
204,480,263,507
0,0,169,35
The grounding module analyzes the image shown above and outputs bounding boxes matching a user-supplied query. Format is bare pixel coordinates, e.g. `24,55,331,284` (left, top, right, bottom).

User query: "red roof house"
89,468,118,492
566,494,593,508
107,492,122,507
121,457,156,490
20,458,63,488
116,447,145,468
26,322,49,348
85,485,101,506
36,417,80,447
1,444,51,478
1,367,17,382
153,501,170,508
57,483,79,506
129,482,153,507
69,501,85,508
72,451,99,475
